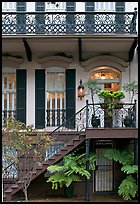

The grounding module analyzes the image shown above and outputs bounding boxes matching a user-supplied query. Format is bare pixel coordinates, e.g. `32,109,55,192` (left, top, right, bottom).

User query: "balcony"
2,9,137,35
2,101,137,129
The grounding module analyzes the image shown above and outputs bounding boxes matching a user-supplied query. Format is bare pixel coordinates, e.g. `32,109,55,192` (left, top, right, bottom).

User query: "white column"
26,68,35,127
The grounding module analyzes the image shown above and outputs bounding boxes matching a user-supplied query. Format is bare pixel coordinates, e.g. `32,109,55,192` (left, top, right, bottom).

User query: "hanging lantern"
78,79,85,100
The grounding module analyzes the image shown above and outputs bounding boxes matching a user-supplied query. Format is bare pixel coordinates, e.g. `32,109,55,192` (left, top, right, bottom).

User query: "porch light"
78,79,85,100
101,72,106,79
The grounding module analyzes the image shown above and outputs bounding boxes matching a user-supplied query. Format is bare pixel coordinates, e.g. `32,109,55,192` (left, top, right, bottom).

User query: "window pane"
46,71,65,126
2,72,16,126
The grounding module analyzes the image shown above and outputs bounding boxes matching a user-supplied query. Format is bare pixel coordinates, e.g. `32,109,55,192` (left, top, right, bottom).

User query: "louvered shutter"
16,69,26,123
35,2,45,34
66,2,76,34
66,69,76,128
35,69,45,129
16,2,26,34
115,2,125,33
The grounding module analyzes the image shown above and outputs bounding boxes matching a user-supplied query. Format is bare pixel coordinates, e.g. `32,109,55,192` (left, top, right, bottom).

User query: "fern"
104,148,138,201
47,165,65,173
104,149,133,165
121,165,138,174
47,173,81,189
47,151,96,190
118,175,138,200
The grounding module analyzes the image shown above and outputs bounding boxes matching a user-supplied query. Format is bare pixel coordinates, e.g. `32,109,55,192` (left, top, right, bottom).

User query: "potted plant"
99,90,125,116
123,107,135,128
122,80,138,127
83,78,101,127
46,151,96,198
122,80,138,103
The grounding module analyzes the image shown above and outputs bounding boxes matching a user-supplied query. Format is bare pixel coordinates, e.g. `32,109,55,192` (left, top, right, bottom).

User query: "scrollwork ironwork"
2,10,137,35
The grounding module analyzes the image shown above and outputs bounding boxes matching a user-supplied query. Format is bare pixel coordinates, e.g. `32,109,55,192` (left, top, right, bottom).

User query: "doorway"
94,141,114,193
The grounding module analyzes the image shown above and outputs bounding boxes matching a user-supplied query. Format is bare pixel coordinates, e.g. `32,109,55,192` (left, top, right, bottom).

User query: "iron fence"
2,9,137,35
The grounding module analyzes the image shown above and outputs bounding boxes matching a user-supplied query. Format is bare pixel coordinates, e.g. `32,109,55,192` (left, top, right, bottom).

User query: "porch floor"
12,195,138,202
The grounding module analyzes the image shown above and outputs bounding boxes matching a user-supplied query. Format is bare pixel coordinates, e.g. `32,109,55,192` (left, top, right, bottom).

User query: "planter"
124,118,132,127
100,103,109,109
91,117,100,127
114,103,123,109
64,185,73,198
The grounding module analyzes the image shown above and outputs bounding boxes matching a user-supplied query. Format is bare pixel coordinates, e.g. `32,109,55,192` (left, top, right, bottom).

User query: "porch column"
84,138,90,201
134,138,138,189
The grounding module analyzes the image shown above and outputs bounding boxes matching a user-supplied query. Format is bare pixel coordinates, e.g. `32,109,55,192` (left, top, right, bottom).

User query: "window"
2,69,16,127
2,2,16,11
90,68,121,92
46,70,65,127
95,2,115,11
46,2,66,11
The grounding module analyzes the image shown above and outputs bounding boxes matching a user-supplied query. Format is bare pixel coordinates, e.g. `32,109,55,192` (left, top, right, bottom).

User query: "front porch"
2,98,138,202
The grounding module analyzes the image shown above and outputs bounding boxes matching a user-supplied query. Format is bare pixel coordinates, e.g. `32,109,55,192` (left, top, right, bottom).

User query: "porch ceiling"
2,35,137,62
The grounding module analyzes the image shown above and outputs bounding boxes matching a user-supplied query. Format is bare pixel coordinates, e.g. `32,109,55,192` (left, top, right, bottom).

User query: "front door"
94,141,114,193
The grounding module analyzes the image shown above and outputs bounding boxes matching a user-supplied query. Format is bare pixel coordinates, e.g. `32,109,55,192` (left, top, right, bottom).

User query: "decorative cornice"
37,55,73,68
2,56,24,68
81,55,129,72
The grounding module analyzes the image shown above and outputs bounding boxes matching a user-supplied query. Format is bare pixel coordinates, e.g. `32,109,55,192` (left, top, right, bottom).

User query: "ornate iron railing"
2,9,137,35
2,110,16,127
85,100,136,128
2,100,137,191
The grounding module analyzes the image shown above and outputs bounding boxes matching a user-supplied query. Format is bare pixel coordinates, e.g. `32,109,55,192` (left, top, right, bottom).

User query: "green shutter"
66,2,75,34
16,2,26,11
16,69,26,124
85,2,95,11
115,2,125,33
35,2,45,11
35,2,45,34
85,2,95,33
35,69,45,129
66,2,75,11
66,69,76,128
16,2,26,33
115,2,125,11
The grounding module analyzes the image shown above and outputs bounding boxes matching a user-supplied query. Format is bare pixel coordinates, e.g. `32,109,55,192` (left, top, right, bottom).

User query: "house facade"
2,2,138,201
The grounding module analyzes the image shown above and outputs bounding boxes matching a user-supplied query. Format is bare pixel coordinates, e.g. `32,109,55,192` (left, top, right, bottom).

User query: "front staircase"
3,131,85,201
3,104,88,202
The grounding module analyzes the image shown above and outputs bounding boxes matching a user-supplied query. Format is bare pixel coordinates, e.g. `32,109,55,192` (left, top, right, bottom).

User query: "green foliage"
121,165,138,174
84,79,101,104
118,175,138,200
113,90,125,99
122,80,138,103
47,173,81,190
104,149,134,165
99,90,125,116
47,152,96,190
99,90,125,101
104,148,138,201
3,117,53,201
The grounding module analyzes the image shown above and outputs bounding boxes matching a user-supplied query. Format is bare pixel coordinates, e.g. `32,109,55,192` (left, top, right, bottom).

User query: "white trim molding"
2,56,24,68
81,55,129,72
37,55,73,69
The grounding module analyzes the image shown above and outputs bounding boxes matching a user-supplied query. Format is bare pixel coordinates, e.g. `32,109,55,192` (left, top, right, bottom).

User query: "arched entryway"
89,66,121,92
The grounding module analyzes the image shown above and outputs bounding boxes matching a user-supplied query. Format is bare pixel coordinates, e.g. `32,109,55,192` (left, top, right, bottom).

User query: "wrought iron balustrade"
2,9,137,35
46,109,66,127
85,100,136,128
2,110,16,127
54,100,137,130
